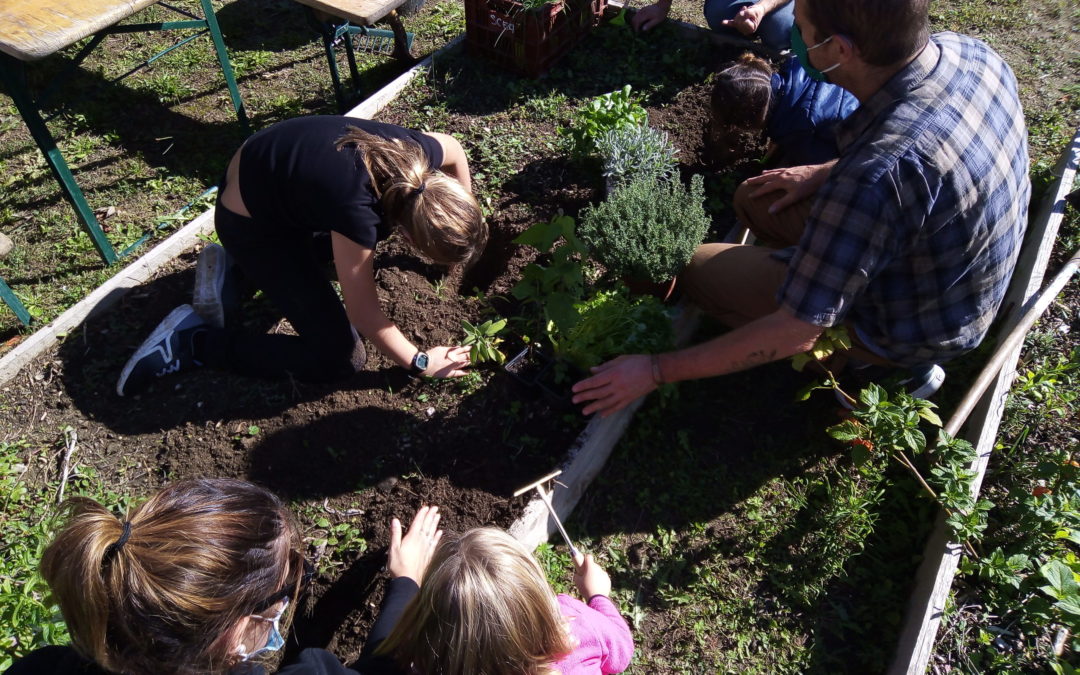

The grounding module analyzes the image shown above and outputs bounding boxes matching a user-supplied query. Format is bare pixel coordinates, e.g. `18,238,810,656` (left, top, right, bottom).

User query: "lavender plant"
595,125,679,187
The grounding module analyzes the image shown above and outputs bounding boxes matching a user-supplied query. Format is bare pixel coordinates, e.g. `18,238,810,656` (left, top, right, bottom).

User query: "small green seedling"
462,318,508,364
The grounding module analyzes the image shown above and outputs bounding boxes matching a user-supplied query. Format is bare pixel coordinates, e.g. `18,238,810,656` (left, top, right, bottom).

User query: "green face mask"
790,24,840,82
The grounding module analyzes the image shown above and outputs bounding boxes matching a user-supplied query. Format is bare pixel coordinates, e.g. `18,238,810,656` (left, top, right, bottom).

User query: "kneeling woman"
117,116,487,395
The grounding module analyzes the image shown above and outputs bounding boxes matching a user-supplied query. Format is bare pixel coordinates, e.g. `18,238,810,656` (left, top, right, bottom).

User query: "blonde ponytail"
336,126,487,266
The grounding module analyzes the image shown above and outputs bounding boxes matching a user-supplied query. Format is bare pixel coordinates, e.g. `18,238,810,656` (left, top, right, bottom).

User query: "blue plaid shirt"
778,33,1031,366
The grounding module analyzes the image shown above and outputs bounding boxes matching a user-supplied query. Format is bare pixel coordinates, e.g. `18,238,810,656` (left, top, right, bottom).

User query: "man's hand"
631,2,669,32
423,345,472,378
743,161,836,214
573,552,612,599
719,3,765,36
387,505,443,584
571,354,656,417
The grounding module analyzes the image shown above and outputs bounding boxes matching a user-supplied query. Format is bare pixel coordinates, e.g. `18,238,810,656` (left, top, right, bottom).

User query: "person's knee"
311,331,367,381
703,0,746,32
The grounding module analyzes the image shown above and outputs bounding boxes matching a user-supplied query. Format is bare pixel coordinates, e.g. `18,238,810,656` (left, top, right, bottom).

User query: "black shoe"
192,243,239,329
116,305,206,396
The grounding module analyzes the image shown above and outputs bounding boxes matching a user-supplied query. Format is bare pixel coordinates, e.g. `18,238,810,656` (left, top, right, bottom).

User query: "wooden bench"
292,0,416,112
0,0,248,325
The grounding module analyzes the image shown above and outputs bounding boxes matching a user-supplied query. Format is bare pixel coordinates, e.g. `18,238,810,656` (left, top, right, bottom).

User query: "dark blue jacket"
768,57,860,165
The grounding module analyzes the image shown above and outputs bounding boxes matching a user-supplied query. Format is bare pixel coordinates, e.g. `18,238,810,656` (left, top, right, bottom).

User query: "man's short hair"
803,0,930,67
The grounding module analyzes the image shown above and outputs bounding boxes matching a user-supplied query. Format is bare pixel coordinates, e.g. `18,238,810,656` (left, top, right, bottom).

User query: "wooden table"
0,0,247,324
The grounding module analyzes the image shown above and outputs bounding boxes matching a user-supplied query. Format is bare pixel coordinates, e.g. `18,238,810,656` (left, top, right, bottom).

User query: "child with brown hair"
117,116,487,396
370,527,634,675
5,478,444,675
707,51,858,167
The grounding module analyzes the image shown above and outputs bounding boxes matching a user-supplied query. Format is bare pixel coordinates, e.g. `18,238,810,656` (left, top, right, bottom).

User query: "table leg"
199,0,250,132
0,54,118,266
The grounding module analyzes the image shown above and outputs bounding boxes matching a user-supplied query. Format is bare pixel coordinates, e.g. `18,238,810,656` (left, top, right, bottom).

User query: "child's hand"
573,552,612,599
423,346,472,378
387,505,443,584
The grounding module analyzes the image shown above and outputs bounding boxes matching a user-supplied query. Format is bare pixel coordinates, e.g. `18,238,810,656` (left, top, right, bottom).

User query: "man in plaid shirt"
573,0,1030,417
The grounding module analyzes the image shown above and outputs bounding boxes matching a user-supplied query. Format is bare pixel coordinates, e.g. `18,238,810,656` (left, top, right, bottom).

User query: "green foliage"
594,124,678,186
510,214,588,346
578,174,710,283
1,439,133,669
560,85,648,158
461,318,508,364
557,289,673,371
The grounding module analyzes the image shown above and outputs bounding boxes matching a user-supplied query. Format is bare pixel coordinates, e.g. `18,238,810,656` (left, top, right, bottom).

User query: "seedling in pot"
462,318,508,364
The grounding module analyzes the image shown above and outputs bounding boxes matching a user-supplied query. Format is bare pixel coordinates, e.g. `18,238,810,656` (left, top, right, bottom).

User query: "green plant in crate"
557,289,673,371
595,124,679,186
510,213,589,346
578,174,710,284
462,318,508,364
561,85,648,159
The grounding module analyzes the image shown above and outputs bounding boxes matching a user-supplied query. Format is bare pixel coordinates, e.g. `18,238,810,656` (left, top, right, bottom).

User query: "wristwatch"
410,351,429,375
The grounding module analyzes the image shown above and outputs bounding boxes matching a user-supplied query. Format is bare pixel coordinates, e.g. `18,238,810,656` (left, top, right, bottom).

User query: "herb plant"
595,124,679,187
561,85,648,159
557,289,673,370
510,214,589,346
578,174,710,283
461,318,508,364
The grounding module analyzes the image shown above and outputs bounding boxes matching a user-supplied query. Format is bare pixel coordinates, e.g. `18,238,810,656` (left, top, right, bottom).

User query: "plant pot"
623,275,679,303
464,0,607,77
504,346,584,410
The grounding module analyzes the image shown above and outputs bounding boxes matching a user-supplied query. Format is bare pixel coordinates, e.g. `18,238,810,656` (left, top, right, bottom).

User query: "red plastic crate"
464,0,607,78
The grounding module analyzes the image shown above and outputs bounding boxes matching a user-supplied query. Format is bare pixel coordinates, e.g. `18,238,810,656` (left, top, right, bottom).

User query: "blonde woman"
371,527,634,675
5,479,443,675
117,116,487,396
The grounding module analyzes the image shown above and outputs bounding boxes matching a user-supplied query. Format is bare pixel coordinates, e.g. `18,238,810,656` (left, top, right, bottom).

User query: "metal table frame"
0,0,249,325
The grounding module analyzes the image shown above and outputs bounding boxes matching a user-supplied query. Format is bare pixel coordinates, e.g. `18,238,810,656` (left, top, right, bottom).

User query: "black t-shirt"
238,116,444,249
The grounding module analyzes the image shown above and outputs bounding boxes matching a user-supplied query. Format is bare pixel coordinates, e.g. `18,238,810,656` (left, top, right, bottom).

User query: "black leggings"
200,202,366,382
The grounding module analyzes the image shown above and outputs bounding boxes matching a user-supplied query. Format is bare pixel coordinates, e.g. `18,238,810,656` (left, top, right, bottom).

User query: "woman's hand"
387,505,443,584
422,345,472,378
573,552,612,599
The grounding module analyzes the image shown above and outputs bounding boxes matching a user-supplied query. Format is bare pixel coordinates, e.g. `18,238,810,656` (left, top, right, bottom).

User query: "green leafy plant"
557,289,673,371
461,318,508,364
595,124,679,186
578,174,710,284
561,85,648,159
510,214,589,346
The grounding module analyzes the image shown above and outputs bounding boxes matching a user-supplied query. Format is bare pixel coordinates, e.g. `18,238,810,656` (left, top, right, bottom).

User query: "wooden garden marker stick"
514,471,581,559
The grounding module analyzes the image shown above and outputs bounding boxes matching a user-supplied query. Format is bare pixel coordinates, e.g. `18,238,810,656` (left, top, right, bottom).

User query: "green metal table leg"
0,54,119,266
0,276,33,326
199,0,249,132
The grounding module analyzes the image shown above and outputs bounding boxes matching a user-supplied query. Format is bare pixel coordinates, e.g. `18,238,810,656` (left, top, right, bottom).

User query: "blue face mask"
236,599,288,662
790,24,840,82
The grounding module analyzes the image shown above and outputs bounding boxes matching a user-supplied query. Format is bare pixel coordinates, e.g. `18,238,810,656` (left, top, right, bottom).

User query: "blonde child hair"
335,127,487,267
375,527,575,674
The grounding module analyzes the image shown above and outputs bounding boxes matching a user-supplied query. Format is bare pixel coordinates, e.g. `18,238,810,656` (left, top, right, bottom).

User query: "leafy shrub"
578,174,710,283
561,85,648,159
557,289,673,371
595,124,679,186
510,214,588,346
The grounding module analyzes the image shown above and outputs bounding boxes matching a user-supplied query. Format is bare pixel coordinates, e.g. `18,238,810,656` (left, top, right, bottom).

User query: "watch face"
415,352,429,371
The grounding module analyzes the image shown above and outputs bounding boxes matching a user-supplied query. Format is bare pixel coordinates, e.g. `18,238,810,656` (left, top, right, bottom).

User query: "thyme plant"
578,174,710,283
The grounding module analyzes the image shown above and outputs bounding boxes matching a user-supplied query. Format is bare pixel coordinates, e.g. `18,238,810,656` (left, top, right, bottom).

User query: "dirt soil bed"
0,18,734,662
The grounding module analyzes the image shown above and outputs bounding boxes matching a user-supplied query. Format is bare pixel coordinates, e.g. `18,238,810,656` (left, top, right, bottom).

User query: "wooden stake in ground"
514,470,581,559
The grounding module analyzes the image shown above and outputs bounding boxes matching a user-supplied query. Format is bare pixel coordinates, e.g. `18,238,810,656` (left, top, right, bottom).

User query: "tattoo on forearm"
730,349,777,372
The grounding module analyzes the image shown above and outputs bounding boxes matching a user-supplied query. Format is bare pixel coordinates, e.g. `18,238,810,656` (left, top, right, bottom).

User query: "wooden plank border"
889,125,1080,674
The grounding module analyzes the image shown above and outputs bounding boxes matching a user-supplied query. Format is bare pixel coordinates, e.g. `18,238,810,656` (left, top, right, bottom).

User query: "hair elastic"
103,521,132,563
412,182,427,198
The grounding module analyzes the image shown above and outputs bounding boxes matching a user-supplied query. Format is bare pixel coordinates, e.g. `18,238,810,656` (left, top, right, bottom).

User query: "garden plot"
2,2,1078,672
